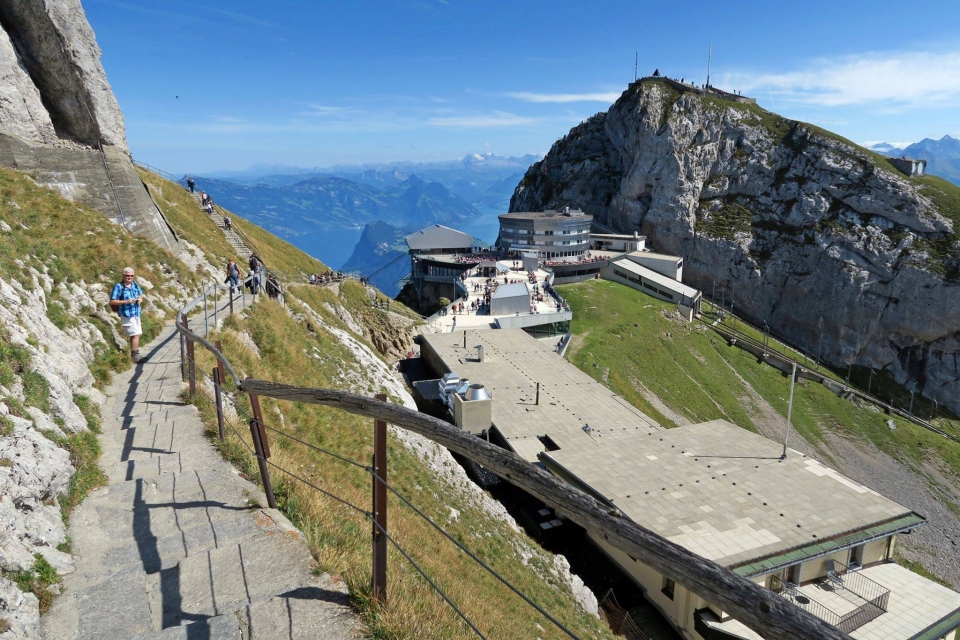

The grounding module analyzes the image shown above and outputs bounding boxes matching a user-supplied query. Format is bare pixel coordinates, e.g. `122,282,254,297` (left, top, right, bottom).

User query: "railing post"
203,282,209,338
214,340,225,385
371,392,388,604
180,314,188,382
214,283,219,328
229,285,234,315
248,392,277,509
187,335,196,397
213,366,225,441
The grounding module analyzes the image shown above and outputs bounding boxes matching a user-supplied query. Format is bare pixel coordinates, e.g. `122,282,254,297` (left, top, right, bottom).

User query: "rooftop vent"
465,384,490,401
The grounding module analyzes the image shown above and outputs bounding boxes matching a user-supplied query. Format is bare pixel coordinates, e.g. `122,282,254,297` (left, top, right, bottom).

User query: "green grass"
559,280,960,480
180,293,614,640
3,554,61,614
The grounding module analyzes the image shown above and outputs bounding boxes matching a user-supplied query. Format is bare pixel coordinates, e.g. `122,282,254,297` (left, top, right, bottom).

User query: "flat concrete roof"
491,282,530,300
610,257,700,299
710,563,960,640
419,329,662,462
404,224,474,251
540,419,913,568
499,210,592,220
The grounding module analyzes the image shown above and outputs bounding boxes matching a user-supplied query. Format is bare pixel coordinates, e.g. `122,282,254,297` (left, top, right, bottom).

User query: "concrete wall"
602,264,679,304
625,252,683,281
862,537,891,566
799,549,850,584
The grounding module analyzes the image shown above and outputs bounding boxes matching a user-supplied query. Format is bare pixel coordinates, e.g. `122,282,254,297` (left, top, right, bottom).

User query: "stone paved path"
43,301,360,639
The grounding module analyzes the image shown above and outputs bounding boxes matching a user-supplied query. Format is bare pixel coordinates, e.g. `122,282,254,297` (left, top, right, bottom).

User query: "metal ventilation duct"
464,384,490,401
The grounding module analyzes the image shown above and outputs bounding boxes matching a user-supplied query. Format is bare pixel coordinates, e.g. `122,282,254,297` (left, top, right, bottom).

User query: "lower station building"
415,328,960,640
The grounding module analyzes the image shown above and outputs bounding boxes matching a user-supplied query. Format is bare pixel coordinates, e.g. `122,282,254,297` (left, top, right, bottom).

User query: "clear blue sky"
85,0,960,174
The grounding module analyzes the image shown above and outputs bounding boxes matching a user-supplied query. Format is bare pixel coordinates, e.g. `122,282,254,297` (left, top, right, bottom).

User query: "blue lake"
285,207,505,271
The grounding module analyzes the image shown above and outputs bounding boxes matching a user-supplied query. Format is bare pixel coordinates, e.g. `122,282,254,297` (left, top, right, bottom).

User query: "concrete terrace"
432,260,566,333
42,294,359,639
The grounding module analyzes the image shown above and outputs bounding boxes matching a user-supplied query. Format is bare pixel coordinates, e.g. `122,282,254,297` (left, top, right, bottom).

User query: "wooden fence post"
186,325,196,397
213,366,225,441
248,392,277,509
229,287,234,315
371,392,388,603
214,340,225,385
180,314,188,382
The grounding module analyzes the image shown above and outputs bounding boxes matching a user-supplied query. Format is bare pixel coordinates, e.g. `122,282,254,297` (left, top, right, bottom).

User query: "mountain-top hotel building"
415,328,960,640
497,208,594,259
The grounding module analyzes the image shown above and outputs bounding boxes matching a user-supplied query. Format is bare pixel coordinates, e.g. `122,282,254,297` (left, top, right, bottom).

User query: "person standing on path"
186,177,195,193
110,267,144,362
226,258,240,295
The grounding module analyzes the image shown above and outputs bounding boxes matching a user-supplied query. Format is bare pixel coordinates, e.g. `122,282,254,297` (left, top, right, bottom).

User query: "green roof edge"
732,512,926,577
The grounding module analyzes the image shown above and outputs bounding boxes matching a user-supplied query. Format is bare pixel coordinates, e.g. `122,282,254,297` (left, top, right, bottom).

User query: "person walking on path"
225,258,240,295
186,177,195,193
110,267,144,362
223,215,232,231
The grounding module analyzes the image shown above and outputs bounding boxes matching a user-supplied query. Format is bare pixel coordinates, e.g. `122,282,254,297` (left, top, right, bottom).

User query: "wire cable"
372,472,581,639
370,518,487,639
260,423,368,470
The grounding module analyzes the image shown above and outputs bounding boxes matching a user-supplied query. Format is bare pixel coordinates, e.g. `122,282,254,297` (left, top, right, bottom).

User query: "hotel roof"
404,224,474,251
419,328,661,462
540,420,915,568
610,257,700,299
499,210,592,220
420,329,919,569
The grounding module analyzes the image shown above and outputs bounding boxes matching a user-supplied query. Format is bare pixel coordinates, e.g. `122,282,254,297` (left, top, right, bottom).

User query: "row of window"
613,269,676,302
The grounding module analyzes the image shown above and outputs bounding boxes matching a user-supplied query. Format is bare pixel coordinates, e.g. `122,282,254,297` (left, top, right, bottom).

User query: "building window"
662,577,675,600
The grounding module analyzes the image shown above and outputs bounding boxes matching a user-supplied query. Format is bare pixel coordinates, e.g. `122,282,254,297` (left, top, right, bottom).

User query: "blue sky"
85,0,960,174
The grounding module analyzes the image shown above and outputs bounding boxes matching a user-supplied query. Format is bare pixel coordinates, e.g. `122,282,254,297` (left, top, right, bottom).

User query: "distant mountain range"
201,153,540,211
191,174,480,236
867,135,960,185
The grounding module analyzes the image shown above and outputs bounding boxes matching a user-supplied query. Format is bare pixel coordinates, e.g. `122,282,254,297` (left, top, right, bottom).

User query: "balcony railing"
770,566,890,634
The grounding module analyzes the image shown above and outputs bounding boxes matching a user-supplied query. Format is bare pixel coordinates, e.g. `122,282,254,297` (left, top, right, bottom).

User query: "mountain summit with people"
511,75,960,417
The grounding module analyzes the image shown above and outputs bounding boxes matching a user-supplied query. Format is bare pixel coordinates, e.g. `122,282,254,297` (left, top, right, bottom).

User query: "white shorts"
120,315,142,337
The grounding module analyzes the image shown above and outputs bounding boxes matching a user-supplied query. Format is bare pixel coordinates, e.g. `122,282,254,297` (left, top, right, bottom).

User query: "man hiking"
226,258,240,294
186,177,195,193
110,267,144,362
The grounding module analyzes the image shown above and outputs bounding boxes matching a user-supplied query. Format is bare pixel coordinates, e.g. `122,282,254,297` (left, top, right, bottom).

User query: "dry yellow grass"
186,296,615,640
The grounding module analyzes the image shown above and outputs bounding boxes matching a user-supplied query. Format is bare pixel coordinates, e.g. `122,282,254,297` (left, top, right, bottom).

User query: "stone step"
145,531,315,629
236,574,358,639
71,508,289,591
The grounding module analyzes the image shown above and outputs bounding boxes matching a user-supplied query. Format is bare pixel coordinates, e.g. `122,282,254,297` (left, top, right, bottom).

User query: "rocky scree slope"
511,79,960,415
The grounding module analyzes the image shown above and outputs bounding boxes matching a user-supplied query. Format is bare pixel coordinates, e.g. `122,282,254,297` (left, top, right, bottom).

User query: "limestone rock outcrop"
0,0,125,148
511,80,960,414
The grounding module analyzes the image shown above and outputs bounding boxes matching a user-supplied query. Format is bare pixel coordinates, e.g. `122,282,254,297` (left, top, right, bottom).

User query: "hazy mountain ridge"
202,153,540,210
192,174,480,237
341,221,409,296
869,135,960,185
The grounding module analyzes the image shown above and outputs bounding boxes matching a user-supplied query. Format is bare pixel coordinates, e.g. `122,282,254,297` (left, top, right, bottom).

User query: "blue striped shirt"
111,281,143,318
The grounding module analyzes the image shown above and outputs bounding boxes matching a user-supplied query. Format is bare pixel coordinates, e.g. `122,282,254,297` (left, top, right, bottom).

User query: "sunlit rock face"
511,79,959,414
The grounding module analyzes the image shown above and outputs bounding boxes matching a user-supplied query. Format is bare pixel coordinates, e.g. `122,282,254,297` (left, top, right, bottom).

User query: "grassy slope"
0,166,203,606
136,171,610,639
559,280,960,481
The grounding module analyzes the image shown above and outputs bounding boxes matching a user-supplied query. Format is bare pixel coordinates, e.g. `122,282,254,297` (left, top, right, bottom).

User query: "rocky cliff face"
511,79,960,414
0,0,125,148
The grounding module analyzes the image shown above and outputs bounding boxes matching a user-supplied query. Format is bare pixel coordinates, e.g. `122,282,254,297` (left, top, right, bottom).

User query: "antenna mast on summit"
634,49,638,81
706,42,712,89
